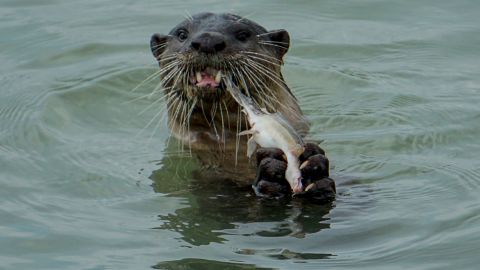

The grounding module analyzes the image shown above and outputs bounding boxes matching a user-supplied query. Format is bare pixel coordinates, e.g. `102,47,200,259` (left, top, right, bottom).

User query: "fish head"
285,163,303,194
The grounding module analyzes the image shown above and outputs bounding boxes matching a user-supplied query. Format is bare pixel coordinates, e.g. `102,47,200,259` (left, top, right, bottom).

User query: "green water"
1,0,480,269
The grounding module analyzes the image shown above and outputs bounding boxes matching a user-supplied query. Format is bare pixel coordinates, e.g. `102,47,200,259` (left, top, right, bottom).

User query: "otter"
150,12,334,199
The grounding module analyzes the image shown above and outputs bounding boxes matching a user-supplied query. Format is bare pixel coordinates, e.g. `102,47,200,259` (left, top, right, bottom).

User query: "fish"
225,79,305,194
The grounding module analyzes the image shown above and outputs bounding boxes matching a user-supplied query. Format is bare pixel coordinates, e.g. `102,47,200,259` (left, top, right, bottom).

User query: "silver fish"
225,79,305,194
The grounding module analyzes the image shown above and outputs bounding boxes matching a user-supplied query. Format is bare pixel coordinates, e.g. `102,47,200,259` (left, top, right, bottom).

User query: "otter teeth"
215,70,222,83
196,72,202,83
194,68,222,86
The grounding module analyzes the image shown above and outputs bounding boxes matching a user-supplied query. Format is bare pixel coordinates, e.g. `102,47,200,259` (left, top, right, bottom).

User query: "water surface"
1,0,480,269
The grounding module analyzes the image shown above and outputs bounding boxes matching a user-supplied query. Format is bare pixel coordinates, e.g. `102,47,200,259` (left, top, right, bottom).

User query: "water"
1,0,480,269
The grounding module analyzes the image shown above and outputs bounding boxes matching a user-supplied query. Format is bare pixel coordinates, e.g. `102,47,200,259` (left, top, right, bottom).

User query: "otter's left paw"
298,154,336,202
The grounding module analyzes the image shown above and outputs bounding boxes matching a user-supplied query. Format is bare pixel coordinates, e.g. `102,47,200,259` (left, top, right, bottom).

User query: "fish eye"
177,29,189,41
235,30,251,42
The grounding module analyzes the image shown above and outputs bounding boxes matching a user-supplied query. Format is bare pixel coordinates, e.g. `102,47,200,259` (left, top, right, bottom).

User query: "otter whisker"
240,60,295,115
238,71,255,97
156,67,183,89
256,30,287,37
226,61,253,97
210,102,221,145
235,64,264,105
199,99,212,128
157,58,182,71
231,65,249,94
178,97,190,151
210,102,218,127
169,64,187,91
245,57,285,88
158,64,180,83
243,107,249,132
157,53,180,62
149,99,176,144
176,101,186,151
151,44,168,52
236,11,256,22
158,94,181,131
137,105,166,138
186,97,198,155
244,65,294,114
137,90,175,115
241,50,282,63
222,100,231,131
155,55,182,67
232,55,291,119
241,52,282,67
151,43,168,49
124,86,173,106
168,96,187,147
259,40,289,45
172,93,188,126
245,56,282,69
130,57,181,96
184,10,194,22
165,97,184,148
137,92,177,140
151,44,168,56
237,63,278,110
245,59,289,92
258,41,289,51
159,66,183,88
235,104,241,165
219,100,226,150
150,81,166,100
130,69,162,93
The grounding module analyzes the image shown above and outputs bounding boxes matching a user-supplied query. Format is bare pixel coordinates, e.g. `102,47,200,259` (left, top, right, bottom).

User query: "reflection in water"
149,151,334,248
236,248,332,260
153,258,276,270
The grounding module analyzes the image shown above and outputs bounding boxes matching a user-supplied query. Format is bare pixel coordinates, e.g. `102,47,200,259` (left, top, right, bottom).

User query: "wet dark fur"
150,13,309,182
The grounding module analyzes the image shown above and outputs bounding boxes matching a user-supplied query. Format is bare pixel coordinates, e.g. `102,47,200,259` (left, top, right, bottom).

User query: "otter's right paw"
252,149,290,198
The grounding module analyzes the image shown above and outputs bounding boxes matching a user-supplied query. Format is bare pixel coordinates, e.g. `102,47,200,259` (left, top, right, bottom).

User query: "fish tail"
225,79,261,115
225,80,249,106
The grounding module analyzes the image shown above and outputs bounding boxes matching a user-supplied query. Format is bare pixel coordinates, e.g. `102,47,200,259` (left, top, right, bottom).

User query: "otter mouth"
184,65,242,100
189,67,223,89
163,55,246,100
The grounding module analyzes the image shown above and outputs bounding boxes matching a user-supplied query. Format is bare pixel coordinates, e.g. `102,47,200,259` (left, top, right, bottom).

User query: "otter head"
150,12,290,105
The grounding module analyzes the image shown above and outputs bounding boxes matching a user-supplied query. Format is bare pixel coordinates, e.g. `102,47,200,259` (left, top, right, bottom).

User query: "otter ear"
265,29,290,58
150,33,168,59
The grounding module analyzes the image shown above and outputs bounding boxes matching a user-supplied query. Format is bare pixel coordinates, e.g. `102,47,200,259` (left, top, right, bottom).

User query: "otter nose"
190,32,226,54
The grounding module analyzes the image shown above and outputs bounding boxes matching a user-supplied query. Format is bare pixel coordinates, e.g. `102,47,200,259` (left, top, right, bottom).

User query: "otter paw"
301,177,336,202
252,145,336,202
252,154,290,198
300,153,329,179
298,154,336,202
255,147,285,167
299,142,326,163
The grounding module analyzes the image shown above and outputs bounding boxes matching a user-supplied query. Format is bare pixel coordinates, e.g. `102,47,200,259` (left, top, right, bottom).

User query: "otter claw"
305,183,316,192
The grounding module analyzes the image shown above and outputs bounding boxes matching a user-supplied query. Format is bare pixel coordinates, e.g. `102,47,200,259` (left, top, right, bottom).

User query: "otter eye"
235,30,251,42
177,29,188,42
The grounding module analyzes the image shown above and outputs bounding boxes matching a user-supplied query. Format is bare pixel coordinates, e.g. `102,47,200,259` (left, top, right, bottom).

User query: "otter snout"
191,32,226,54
